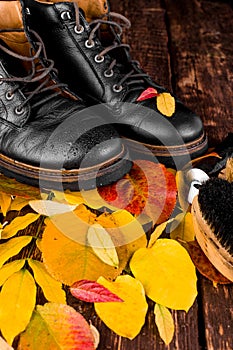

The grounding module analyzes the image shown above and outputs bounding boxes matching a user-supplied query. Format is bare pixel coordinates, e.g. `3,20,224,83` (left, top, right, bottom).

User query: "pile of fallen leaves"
0,159,231,349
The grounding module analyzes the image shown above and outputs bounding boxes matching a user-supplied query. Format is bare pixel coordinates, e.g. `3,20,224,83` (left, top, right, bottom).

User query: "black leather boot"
0,3,131,190
21,0,208,167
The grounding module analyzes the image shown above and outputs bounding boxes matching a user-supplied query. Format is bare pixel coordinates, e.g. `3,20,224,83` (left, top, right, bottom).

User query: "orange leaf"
98,160,177,224
0,174,41,199
157,92,175,117
70,280,123,303
136,87,159,101
18,303,95,350
183,240,231,285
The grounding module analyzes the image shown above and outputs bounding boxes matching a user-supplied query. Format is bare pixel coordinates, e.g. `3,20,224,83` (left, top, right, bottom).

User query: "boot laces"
0,29,67,112
74,3,149,92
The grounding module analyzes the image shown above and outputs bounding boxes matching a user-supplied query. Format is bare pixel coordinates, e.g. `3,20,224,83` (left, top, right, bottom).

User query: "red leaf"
136,87,159,102
98,160,177,225
70,280,124,303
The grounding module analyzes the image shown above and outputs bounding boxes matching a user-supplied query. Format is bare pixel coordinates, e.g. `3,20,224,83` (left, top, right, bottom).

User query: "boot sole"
125,132,208,167
0,146,131,191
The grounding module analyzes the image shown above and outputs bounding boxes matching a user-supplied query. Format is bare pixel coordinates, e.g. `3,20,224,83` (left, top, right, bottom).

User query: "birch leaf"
154,304,174,345
95,275,148,340
0,336,14,350
130,239,197,311
0,236,32,269
41,218,128,285
170,212,195,242
1,214,40,239
157,92,175,117
0,193,12,216
29,200,76,216
28,259,66,304
148,218,174,248
70,279,123,303
0,269,36,345
10,197,29,212
87,224,119,268
0,260,25,286
0,174,41,199
18,303,95,350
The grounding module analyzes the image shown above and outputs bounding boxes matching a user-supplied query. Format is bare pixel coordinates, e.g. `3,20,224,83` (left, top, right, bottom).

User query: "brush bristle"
198,177,233,255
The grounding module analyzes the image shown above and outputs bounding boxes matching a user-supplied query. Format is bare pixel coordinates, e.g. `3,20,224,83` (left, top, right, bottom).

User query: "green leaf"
0,236,32,269
28,259,66,304
154,304,174,345
1,213,40,239
0,260,25,286
18,303,95,350
0,269,36,345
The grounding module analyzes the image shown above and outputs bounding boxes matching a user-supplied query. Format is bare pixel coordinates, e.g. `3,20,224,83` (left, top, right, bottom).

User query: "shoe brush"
191,177,233,282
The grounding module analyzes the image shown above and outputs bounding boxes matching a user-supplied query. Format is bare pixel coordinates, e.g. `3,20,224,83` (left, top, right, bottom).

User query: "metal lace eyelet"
74,25,84,34
15,106,25,115
113,84,123,93
5,91,14,101
61,11,72,20
104,69,114,78
85,39,95,48
94,55,105,63
0,74,4,84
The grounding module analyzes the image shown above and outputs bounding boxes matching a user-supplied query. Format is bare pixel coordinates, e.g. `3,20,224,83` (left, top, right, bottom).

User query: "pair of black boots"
0,0,208,190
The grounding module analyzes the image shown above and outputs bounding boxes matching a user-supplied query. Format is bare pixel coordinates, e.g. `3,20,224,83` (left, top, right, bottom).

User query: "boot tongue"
0,1,31,56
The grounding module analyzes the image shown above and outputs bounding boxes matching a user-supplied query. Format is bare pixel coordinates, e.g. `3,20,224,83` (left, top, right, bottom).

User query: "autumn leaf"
136,87,159,101
157,92,175,117
148,218,174,248
97,210,147,260
176,170,190,212
95,275,148,340
0,174,41,198
87,224,119,267
170,212,195,242
0,236,32,269
9,197,30,212
41,218,128,285
0,260,25,286
0,193,12,216
0,269,36,345
89,323,100,349
29,200,77,216
0,336,14,350
18,303,95,350
183,240,232,285
154,304,175,345
28,259,66,303
98,160,177,225
130,239,197,311
1,213,40,239
70,279,123,303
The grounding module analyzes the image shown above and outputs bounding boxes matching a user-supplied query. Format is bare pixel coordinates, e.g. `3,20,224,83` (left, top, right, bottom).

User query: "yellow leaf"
41,218,128,285
95,275,148,340
1,213,40,239
176,170,190,212
170,212,195,242
97,210,147,260
0,236,32,269
0,193,12,216
154,304,174,345
130,239,197,311
0,269,36,345
148,218,174,248
10,197,29,212
0,260,25,286
29,200,76,216
87,224,119,268
28,259,66,304
157,92,175,117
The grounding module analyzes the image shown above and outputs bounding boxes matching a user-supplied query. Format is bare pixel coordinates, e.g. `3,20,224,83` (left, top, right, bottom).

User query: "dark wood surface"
2,0,233,349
